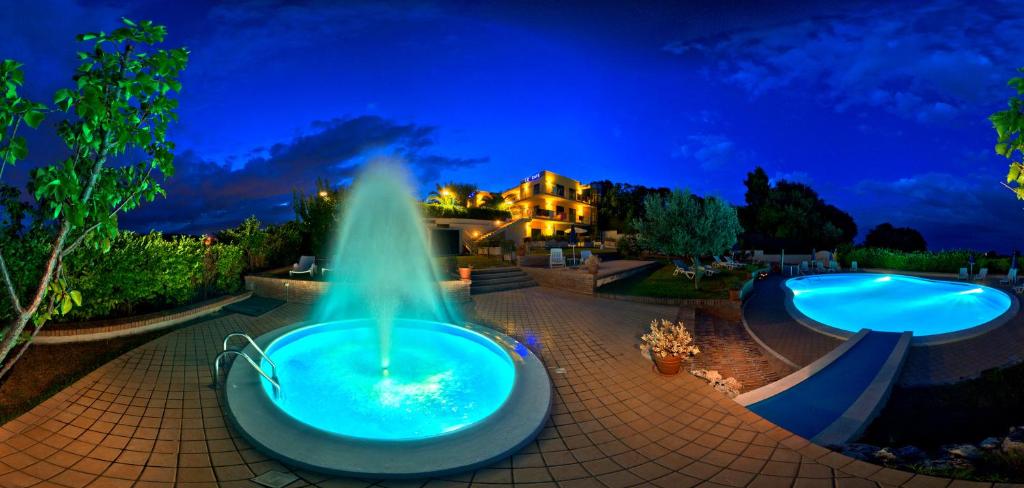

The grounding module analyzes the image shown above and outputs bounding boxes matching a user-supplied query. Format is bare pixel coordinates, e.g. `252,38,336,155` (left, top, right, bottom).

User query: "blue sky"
3,0,1024,250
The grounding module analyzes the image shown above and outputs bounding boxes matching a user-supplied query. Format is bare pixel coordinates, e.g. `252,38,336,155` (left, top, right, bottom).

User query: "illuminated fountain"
221,159,551,477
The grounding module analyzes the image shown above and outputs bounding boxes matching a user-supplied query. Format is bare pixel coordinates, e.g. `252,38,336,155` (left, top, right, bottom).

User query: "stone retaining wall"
594,292,740,309
243,274,472,304
519,267,596,295
35,292,251,344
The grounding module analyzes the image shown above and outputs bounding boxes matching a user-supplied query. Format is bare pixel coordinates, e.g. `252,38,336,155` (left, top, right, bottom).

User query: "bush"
56,232,245,321
841,248,1011,274
618,234,642,258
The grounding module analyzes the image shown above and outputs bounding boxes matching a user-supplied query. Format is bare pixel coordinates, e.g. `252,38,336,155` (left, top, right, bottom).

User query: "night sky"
4,0,1024,250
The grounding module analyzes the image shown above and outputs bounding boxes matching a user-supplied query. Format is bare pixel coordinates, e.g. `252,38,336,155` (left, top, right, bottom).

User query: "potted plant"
585,254,601,274
640,319,700,375
458,264,473,281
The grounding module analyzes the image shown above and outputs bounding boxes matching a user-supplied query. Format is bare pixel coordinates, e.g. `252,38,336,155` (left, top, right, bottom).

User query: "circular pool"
223,319,551,478
785,274,1016,340
262,320,516,440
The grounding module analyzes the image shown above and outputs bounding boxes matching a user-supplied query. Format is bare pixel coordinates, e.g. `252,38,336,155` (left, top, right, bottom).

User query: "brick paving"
0,286,980,487
688,309,795,392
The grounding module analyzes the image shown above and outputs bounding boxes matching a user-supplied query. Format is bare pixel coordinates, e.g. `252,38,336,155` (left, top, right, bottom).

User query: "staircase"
475,218,528,243
470,267,537,295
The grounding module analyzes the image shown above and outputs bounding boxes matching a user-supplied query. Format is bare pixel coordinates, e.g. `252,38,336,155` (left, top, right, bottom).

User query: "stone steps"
470,267,537,295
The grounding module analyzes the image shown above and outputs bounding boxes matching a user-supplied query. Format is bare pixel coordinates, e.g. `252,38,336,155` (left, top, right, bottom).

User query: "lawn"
598,260,753,299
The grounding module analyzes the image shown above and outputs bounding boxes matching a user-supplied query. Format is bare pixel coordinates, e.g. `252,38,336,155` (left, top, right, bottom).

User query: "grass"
597,261,753,299
0,312,225,424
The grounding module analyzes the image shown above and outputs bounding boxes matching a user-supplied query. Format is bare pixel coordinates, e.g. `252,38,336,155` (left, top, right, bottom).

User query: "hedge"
841,248,1011,274
1,231,245,323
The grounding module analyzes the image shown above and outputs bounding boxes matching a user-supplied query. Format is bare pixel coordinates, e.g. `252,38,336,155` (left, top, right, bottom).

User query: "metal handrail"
214,350,280,396
222,332,278,380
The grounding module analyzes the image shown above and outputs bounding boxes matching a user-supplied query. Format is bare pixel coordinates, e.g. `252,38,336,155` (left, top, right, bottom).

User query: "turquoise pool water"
260,319,516,441
786,274,1012,336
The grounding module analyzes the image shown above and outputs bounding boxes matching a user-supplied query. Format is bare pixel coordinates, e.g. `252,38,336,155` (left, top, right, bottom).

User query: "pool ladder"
213,332,281,396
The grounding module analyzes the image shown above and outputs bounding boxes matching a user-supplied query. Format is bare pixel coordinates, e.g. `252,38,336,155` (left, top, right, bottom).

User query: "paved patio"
0,287,979,487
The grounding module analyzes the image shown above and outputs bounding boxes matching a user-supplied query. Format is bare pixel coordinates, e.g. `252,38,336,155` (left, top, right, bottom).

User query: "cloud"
672,133,742,169
851,172,1024,250
121,115,487,233
664,1,1023,124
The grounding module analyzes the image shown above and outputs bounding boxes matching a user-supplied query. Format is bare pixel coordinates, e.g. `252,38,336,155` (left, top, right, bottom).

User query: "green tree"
990,67,1024,198
220,216,268,271
864,223,927,252
633,190,742,289
0,19,188,377
738,168,857,252
293,178,344,256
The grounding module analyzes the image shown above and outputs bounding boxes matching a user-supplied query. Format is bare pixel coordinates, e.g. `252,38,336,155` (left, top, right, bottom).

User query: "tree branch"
0,250,23,315
0,117,22,182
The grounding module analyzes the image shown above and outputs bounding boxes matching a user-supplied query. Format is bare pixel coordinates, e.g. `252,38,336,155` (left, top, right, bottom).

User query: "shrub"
618,234,642,258
842,248,1011,274
56,232,245,321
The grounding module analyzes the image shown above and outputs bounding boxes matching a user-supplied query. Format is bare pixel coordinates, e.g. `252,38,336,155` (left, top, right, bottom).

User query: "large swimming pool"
785,274,1013,336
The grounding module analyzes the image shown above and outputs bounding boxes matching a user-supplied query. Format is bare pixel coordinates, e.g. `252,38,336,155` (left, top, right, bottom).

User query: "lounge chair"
800,261,810,275
828,260,840,272
958,267,968,280
975,268,988,282
672,259,695,279
712,255,729,268
549,248,566,268
851,261,858,272
724,256,744,269
290,256,317,276
1000,268,1018,285
815,260,826,273
580,250,593,264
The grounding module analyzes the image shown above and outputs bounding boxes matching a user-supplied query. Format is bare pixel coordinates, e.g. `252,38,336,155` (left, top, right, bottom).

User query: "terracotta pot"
653,354,682,375
458,267,473,281
587,261,599,274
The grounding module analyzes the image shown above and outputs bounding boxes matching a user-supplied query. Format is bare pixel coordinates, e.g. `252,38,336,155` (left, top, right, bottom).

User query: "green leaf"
60,296,72,315
1010,163,1022,184
24,110,44,129
8,136,27,160
70,290,82,307
122,18,137,27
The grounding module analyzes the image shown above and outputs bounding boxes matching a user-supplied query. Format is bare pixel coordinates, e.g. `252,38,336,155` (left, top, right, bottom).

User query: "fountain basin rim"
223,319,552,478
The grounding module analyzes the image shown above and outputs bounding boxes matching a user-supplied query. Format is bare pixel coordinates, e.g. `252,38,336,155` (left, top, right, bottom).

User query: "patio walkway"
0,287,972,487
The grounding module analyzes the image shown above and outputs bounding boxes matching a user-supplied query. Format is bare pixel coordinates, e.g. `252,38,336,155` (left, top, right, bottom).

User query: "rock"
842,443,880,461
874,447,898,463
705,370,723,382
945,444,982,460
893,445,926,462
1002,436,1024,455
980,437,1001,450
